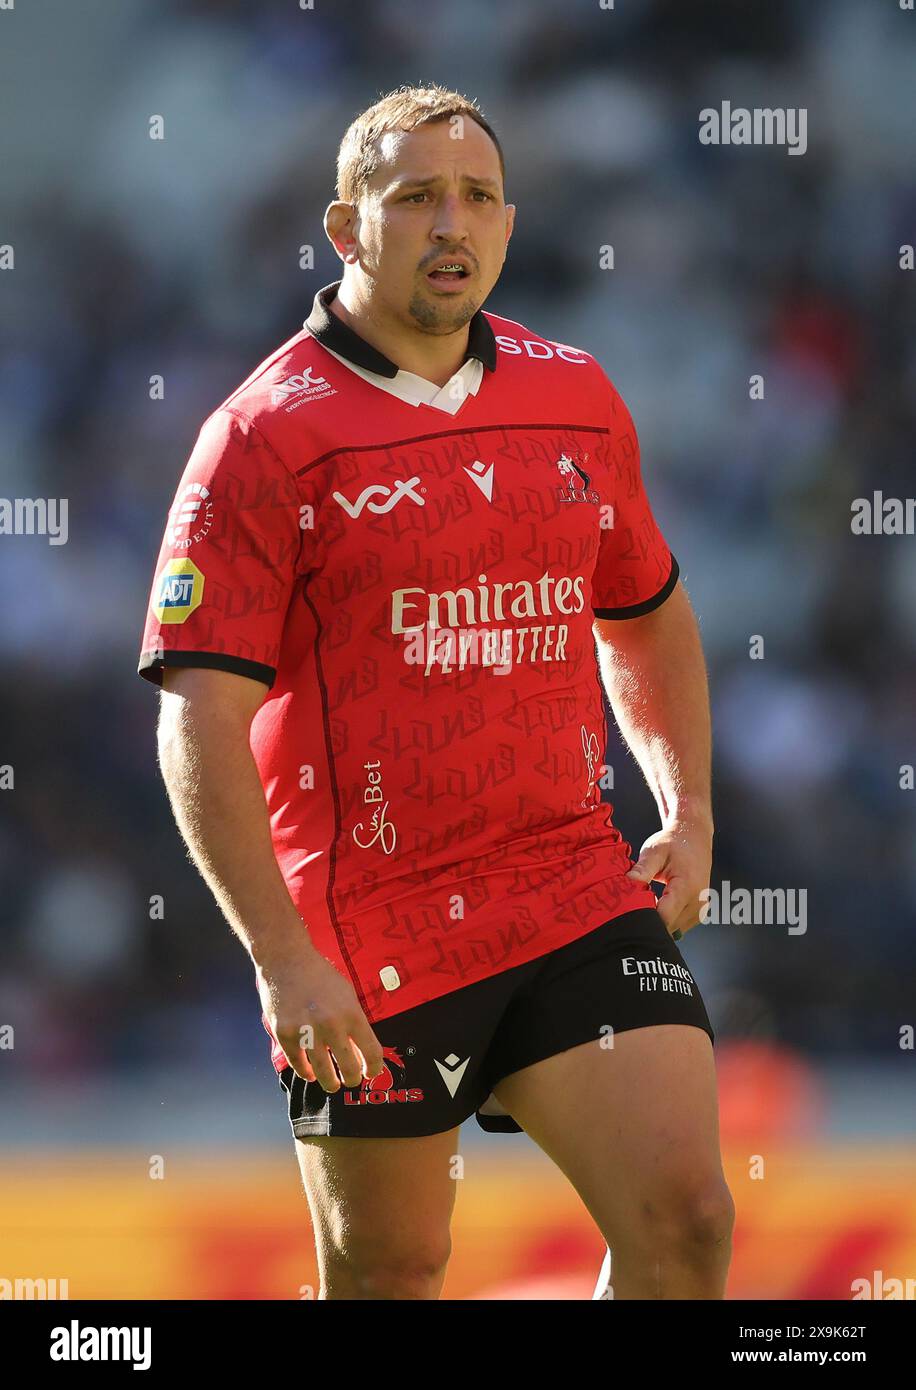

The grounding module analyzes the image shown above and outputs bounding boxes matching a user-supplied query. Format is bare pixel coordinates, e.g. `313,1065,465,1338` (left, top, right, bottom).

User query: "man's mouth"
425,262,472,289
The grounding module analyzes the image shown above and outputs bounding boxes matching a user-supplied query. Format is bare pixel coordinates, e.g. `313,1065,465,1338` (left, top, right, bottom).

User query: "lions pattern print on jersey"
139,282,679,1066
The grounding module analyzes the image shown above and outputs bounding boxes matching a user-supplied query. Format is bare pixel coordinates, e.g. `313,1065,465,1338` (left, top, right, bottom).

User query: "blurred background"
1,0,914,1299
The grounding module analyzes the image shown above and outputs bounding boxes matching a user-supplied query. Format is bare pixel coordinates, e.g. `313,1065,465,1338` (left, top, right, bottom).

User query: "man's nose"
431,193,469,239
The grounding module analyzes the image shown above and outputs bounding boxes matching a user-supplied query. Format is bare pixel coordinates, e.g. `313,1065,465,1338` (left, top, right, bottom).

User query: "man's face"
345,118,515,334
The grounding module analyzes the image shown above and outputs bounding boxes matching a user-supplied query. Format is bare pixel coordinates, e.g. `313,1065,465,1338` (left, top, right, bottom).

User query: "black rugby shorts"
273,906,714,1139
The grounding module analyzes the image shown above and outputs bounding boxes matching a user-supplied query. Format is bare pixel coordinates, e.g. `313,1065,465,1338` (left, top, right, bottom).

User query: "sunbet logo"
343,1046,423,1106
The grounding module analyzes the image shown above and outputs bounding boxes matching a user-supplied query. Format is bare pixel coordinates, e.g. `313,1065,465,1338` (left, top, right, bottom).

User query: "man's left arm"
593,579,713,939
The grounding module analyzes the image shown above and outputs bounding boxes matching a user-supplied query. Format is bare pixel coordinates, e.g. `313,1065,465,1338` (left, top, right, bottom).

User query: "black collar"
303,280,497,378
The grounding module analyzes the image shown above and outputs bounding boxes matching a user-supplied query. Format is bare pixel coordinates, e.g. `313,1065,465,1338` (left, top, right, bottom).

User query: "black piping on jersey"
592,553,680,620
300,577,371,1017
293,421,614,479
138,647,277,688
304,280,498,378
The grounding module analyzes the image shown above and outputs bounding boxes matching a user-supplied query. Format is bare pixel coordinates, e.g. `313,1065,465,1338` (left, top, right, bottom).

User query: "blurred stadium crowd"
1,0,914,1089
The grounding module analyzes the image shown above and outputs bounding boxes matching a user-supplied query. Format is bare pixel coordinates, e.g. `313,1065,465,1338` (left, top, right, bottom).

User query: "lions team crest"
555,451,600,505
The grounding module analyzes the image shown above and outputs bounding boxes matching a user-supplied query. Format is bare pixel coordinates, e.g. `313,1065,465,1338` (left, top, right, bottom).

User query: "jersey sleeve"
591,378,679,619
137,408,304,689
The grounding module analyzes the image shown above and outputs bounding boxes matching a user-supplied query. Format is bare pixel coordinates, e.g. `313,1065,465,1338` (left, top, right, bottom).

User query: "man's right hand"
255,942,385,1092
155,667,385,1094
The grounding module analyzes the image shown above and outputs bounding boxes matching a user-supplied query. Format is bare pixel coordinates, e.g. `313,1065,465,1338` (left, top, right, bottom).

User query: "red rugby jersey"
138,281,679,1061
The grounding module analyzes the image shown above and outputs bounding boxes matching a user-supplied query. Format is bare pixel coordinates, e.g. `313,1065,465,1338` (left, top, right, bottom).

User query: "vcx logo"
333,477,425,518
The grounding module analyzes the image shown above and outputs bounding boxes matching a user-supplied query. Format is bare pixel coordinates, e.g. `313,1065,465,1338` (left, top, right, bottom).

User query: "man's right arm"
156,666,383,1090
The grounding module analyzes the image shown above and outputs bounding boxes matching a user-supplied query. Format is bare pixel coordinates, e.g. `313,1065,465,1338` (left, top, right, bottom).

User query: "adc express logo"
271,367,335,411
153,558,205,624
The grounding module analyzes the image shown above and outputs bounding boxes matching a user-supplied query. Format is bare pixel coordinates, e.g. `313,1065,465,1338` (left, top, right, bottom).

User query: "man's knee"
675,1181,735,1253
323,1231,452,1300
631,1177,735,1257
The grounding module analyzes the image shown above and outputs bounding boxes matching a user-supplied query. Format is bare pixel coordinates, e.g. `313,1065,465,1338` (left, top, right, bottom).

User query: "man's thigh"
294,1125,461,1290
491,1024,725,1227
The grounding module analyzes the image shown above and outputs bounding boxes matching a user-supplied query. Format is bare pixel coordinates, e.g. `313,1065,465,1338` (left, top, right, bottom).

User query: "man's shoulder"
190,306,618,468
186,326,345,476
482,305,603,375
211,326,336,429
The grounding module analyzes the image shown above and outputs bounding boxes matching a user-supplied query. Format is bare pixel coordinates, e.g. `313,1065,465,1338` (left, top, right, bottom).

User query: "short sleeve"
591,380,679,619
137,409,303,689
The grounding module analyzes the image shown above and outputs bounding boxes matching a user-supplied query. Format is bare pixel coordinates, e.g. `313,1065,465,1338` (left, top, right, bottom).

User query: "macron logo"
434,1054,470,1098
333,477,425,518
463,459,495,502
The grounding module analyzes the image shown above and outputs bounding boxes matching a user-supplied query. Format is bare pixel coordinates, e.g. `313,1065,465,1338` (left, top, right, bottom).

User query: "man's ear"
324,201,359,263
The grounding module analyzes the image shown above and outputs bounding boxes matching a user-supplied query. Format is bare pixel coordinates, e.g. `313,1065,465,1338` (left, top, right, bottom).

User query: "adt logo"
162,574,193,605
153,559,205,624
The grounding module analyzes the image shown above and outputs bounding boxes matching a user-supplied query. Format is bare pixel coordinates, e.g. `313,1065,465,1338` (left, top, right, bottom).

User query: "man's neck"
329,288,470,389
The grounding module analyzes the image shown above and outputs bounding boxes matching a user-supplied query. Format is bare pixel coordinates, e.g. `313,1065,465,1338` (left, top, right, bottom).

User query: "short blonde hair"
336,83,505,205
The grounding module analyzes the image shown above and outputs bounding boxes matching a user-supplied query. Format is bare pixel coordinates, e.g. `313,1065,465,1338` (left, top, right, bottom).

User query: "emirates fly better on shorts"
138,282,681,1078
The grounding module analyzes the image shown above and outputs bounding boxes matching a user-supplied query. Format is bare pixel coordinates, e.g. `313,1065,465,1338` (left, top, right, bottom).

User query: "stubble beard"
407,287,480,334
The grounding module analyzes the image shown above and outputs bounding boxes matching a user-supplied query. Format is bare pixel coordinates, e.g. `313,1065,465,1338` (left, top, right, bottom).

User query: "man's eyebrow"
391,174,501,190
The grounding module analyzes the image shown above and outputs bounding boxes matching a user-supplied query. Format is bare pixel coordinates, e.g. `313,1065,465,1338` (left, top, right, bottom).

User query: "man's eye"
402,191,493,203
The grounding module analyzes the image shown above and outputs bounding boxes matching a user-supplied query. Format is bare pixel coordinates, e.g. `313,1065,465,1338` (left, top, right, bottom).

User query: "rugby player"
138,84,734,1300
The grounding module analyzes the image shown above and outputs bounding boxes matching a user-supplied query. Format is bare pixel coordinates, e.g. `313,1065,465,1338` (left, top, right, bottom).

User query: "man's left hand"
625,818,713,940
